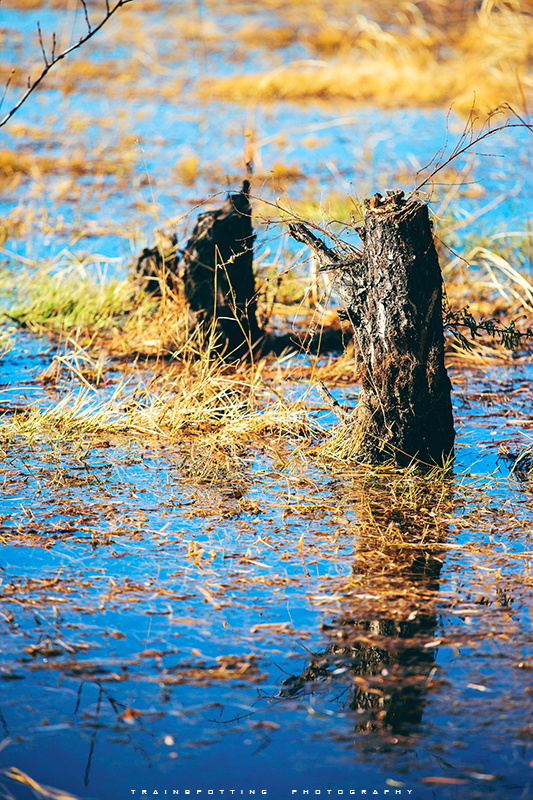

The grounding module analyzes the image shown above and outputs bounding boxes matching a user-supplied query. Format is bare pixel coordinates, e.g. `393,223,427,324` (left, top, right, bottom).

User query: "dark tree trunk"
179,180,262,358
291,190,455,466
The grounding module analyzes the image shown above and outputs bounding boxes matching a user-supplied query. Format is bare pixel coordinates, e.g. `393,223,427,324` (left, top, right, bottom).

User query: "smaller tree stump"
134,232,180,296
180,180,261,358
290,190,455,466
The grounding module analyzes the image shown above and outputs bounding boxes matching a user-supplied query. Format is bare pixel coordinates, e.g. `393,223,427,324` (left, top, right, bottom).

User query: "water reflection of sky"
0,336,532,798
2,3,533,796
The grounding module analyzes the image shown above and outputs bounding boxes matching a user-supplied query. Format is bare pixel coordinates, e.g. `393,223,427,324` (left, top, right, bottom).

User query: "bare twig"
0,70,15,112
37,22,49,67
413,105,533,194
80,0,92,33
0,0,133,130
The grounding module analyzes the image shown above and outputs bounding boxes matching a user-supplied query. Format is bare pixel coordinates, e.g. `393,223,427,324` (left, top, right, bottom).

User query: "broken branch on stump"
315,381,352,425
288,223,361,271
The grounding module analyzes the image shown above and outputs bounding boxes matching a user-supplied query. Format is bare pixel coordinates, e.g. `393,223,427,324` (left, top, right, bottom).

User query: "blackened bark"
180,180,262,358
291,190,455,466
134,233,180,296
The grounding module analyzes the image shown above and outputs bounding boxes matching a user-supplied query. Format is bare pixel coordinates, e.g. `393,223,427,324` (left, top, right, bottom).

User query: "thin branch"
509,86,533,149
0,69,15,112
37,22,49,67
0,0,133,130
80,0,92,33
412,105,533,194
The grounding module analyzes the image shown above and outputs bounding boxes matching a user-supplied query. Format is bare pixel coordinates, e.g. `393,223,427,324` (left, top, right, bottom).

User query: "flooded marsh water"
2,0,533,798
0,340,532,799
2,0,533,267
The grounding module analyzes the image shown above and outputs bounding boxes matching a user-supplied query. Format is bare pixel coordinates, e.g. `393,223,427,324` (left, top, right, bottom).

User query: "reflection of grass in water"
1,361,533,781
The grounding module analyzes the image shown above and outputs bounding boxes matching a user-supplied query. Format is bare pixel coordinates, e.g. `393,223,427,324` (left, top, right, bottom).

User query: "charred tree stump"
179,180,262,358
134,233,180,296
291,190,455,466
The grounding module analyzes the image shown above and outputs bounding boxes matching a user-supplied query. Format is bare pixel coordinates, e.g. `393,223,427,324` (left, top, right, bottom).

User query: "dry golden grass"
237,23,297,50
174,155,201,187
202,56,529,115
48,58,143,94
202,0,533,114
254,161,304,192
0,768,81,800
0,140,138,186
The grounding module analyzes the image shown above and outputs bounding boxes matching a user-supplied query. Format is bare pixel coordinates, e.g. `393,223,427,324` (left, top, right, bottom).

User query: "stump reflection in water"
280,478,449,737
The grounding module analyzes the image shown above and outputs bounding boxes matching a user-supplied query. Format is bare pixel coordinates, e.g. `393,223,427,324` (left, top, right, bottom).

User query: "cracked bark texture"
340,191,454,465
291,190,455,465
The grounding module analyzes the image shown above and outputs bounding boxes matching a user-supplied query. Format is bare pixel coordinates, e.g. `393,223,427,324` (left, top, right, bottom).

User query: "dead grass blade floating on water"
0,767,81,800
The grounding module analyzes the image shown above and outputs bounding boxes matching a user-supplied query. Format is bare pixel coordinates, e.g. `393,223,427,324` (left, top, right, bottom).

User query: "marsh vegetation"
1,1,533,799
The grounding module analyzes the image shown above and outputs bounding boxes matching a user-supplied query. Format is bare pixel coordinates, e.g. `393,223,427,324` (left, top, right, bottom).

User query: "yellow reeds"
202,1,533,114
202,55,529,115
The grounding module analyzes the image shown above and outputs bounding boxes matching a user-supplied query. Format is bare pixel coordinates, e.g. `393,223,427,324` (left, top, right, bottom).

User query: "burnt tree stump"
291,190,455,466
179,180,261,358
134,233,180,296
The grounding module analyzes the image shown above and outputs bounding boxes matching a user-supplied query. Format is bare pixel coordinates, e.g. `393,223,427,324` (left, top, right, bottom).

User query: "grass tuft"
202,1,533,113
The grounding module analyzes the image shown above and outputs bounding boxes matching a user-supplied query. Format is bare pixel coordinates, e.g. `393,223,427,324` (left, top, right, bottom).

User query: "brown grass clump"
174,155,201,186
48,58,143,94
0,142,138,186
238,23,298,50
202,55,528,115
202,0,533,114
254,161,304,192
